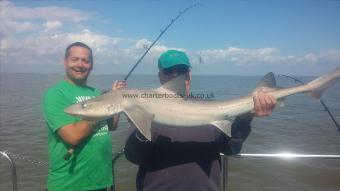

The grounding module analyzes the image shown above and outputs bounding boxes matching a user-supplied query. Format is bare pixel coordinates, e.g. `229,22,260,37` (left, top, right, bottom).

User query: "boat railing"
110,149,125,191
220,153,340,191
0,151,17,191
2,150,340,191
111,150,340,191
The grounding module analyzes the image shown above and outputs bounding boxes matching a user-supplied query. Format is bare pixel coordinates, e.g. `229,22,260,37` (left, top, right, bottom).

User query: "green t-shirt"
42,80,113,191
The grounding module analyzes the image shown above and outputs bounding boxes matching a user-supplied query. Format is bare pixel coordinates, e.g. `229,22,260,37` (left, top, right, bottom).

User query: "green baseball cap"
158,50,191,69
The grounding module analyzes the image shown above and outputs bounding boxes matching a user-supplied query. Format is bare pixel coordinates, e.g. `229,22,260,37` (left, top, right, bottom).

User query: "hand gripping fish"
65,67,340,140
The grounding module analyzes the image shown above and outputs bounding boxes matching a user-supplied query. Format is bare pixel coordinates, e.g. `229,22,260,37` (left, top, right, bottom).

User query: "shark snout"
64,104,83,116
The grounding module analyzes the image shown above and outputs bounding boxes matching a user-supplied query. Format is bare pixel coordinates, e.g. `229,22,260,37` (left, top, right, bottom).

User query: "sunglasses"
163,65,189,75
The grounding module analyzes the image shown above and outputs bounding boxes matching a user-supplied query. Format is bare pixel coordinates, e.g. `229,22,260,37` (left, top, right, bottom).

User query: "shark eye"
81,102,88,109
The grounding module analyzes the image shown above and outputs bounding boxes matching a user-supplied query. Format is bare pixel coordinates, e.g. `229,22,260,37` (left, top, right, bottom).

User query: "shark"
64,67,340,140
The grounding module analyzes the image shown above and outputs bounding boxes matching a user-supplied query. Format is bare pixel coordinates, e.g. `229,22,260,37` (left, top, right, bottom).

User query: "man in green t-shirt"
42,42,125,191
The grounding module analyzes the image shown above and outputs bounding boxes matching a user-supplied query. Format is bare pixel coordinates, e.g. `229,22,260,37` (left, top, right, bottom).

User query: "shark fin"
210,120,233,137
256,72,277,88
155,74,186,96
252,72,279,94
124,106,155,141
252,72,287,104
252,72,279,92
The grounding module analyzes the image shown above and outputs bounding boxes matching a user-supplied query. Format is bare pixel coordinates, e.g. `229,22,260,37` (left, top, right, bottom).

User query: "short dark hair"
65,42,93,64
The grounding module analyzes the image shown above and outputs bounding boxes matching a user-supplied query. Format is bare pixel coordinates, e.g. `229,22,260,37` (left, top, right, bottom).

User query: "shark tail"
306,67,340,99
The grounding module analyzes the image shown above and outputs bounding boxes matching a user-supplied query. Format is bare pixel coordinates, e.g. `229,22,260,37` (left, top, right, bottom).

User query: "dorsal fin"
256,72,276,88
251,72,279,94
252,72,286,106
155,74,186,96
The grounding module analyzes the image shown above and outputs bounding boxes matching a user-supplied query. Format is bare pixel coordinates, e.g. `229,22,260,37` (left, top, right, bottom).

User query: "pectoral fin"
124,106,155,141
210,120,233,137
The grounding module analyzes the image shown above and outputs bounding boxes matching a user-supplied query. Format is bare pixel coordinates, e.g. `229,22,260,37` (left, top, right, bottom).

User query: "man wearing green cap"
124,50,276,191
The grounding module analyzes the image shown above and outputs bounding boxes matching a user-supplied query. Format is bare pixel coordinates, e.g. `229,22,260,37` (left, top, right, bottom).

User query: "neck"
64,76,87,86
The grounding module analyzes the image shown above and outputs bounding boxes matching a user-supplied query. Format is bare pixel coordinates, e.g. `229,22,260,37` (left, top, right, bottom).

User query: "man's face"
64,46,92,85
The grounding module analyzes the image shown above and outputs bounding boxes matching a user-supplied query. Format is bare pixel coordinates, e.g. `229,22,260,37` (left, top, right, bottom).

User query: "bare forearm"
58,120,98,145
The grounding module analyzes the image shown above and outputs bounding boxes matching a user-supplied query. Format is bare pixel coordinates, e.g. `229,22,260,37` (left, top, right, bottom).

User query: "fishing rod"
124,3,199,80
64,3,200,160
278,74,340,131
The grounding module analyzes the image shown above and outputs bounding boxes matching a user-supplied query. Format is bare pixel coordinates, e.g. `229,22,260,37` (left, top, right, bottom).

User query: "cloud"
194,47,340,67
0,1,115,67
0,1,91,22
0,28,170,69
0,1,174,70
0,0,92,37
0,1,339,75
44,21,62,31
196,47,279,65
0,19,37,36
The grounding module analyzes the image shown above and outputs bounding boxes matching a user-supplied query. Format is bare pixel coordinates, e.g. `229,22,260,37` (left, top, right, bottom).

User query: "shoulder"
43,80,76,106
44,81,63,98
44,81,68,97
